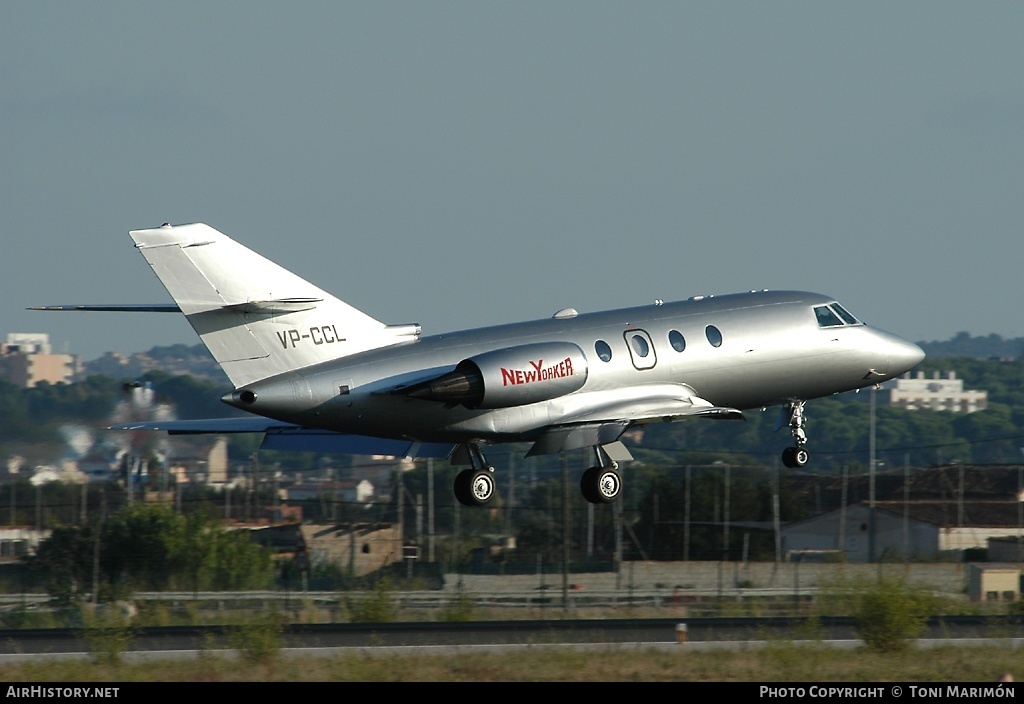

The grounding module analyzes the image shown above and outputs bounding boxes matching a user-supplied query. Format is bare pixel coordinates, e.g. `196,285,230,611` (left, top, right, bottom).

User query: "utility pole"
561,453,570,611
722,464,730,562
869,385,877,562
684,465,691,562
585,451,593,558
772,463,781,563
427,458,435,563
506,453,516,550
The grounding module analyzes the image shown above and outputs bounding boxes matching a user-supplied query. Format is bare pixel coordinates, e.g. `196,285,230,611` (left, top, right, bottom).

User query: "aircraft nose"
887,336,926,376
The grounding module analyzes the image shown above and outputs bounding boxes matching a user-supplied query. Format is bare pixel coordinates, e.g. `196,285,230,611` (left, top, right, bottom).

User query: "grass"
0,644,1019,682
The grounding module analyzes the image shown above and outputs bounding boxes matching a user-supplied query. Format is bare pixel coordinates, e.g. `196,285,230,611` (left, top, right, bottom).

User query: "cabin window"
705,325,723,348
814,305,844,328
630,333,650,357
595,340,612,362
668,330,686,352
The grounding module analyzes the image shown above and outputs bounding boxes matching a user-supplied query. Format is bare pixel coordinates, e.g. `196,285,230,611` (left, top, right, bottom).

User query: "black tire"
581,466,621,504
455,468,496,506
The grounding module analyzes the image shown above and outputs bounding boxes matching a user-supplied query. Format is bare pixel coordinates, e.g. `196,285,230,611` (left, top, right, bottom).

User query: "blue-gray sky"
3,3,1023,362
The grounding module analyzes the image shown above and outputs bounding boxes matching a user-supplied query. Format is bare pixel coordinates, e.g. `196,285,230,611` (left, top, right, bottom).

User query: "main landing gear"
453,443,496,507
580,446,622,504
453,443,624,507
779,400,810,469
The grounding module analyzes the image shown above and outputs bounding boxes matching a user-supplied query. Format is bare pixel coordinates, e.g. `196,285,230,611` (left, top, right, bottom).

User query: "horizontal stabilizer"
30,304,181,313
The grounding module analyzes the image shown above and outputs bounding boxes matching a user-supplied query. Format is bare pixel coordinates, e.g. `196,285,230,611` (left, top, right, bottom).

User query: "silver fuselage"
228,290,924,444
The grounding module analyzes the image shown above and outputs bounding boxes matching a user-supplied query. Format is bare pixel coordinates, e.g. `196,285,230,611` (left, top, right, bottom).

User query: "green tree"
25,524,98,604
26,503,275,601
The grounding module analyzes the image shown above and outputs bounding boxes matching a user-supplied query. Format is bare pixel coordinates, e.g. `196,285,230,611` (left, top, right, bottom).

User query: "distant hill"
84,343,228,383
917,332,1024,360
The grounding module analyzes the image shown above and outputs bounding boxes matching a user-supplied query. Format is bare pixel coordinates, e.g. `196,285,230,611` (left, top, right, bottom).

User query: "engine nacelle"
405,341,588,409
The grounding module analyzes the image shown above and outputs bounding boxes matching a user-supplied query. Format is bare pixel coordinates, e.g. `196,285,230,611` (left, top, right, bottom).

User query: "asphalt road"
1,615,1022,661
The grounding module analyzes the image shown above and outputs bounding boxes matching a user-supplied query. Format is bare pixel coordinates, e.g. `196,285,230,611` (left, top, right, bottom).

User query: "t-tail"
129,223,420,387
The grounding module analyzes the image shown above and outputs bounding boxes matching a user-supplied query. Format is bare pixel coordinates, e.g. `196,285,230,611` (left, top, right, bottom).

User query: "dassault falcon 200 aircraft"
36,223,924,507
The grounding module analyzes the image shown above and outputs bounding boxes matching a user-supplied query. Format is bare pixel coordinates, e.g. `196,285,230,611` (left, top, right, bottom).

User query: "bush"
343,579,396,623
821,574,936,653
226,612,284,664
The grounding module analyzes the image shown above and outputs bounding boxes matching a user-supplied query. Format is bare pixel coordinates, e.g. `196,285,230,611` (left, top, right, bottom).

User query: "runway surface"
1,615,1021,663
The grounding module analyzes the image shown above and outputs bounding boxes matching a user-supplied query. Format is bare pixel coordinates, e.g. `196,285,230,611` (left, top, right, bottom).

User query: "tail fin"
130,223,419,387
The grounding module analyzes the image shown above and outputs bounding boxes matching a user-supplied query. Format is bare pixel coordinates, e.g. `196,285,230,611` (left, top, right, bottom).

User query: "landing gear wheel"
454,468,496,506
782,447,809,468
580,465,621,504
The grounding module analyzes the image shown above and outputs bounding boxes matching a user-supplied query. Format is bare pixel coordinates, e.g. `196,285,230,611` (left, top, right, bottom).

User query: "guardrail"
0,587,821,615
0,585,966,617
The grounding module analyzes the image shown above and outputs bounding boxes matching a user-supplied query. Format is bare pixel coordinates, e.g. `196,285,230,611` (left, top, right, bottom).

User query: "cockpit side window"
814,305,844,328
831,303,860,325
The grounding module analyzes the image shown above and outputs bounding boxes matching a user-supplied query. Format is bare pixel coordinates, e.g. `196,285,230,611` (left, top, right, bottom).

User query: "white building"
878,370,987,413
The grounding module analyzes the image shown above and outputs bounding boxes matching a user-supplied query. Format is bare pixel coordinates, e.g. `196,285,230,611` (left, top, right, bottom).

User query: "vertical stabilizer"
130,223,418,387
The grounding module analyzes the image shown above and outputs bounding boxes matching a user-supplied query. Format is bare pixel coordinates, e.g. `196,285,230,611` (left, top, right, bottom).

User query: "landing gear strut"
453,443,496,506
779,400,810,468
580,446,622,504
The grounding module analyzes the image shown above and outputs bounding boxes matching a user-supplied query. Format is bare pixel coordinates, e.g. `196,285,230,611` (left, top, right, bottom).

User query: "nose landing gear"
778,400,810,468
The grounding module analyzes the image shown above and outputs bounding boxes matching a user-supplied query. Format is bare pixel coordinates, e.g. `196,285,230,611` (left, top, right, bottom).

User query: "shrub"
822,575,937,653
343,579,396,623
226,612,285,664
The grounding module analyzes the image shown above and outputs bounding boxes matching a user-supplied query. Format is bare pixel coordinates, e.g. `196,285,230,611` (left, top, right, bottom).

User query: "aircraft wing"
111,416,290,433
110,417,455,459
526,383,743,456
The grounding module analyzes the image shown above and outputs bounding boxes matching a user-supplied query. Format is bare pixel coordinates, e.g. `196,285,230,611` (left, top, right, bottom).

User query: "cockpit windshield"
814,302,862,328
831,303,860,325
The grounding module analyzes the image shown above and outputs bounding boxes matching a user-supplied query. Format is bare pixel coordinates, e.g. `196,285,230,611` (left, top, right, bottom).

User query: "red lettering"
501,356,575,386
